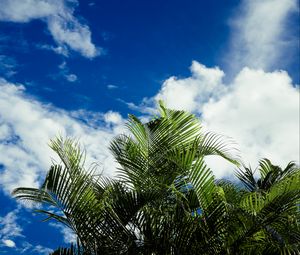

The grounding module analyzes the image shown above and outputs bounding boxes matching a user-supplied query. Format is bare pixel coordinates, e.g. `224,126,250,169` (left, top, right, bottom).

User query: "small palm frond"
215,179,246,205
49,136,86,176
188,156,215,212
198,132,240,166
235,165,258,191
259,158,277,179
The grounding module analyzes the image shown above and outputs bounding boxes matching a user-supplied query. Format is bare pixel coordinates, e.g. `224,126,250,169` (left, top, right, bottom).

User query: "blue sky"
0,0,299,254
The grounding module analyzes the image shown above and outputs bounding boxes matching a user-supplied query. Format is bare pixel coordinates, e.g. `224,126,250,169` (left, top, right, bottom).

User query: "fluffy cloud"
202,67,299,176
104,111,123,125
154,61,225,112
227,0,298,72
0,78,124,194
0,0,99,58
65,74,78,82
2,239,16,248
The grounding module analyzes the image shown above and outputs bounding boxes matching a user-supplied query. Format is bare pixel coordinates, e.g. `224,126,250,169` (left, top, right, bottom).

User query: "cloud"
0,209,31,251
125,62,226,116
37,44,69,57
107,84,118,90
103,111,125,134
0,78,124,194
2,239,16,248
0,55,17,78
49,222,76,244
202,67,299,176
104,111,123,125
0,210,23,240
65,73,78,82
153,61,225,113
56,61,78,82
227,0,298,72
0,0,99,58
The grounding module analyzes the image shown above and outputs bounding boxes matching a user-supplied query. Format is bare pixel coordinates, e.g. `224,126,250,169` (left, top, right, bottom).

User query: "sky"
0,0,299,253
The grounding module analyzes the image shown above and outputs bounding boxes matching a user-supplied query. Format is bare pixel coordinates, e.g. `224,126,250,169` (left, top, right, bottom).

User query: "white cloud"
0,55,17,78
107,84,118,90
227,0,298,72
49,222,76,244
0,209,25,250
0,210,23,239
56,61,78,82
2,239,16,248
127,62,226,116
103,111,125,134
0,209,53,253
0,78,124,194
153,61,225,113
0,0,99,58
47,14,99,58
58,61,67,70
37,44,69,57
104,111,123,125
0,0,59,22
202,68,299,177
65,73,78,82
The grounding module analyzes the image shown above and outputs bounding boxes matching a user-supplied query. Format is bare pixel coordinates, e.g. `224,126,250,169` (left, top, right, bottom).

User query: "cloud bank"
0,0,99,58
0,79,124,194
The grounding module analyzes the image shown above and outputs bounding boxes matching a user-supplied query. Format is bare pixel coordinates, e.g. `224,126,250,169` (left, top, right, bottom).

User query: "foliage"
13,102,300,255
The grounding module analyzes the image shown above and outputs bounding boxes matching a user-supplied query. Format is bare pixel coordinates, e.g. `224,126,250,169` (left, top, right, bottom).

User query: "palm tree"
12,102,300,254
